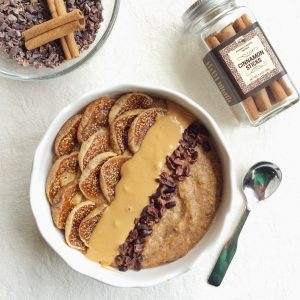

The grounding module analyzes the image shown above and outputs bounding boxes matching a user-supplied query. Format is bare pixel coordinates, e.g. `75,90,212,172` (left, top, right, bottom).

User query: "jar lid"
182,0,234,31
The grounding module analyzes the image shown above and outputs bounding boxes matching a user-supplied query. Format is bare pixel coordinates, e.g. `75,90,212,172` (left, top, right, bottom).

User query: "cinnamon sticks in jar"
206,25,260,121
183,1,299,126
204,14,295,122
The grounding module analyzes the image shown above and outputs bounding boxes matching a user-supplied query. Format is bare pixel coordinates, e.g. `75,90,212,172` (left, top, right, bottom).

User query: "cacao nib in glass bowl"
0,0,120,80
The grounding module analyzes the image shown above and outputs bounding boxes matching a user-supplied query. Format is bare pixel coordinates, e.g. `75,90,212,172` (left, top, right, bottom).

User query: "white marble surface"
1,0,300,299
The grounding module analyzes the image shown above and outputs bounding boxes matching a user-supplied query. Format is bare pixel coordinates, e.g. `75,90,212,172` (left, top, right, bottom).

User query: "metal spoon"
208,161,282,287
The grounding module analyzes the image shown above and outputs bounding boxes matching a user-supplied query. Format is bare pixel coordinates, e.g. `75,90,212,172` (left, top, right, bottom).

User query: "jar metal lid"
182,0,234,31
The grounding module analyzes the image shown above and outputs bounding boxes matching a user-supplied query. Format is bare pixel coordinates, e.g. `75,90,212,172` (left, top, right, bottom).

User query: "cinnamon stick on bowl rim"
22,9,85,51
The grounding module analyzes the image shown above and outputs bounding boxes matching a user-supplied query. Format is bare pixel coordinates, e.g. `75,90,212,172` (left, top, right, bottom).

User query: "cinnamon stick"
241,14,253,28
218,24,236,42
239,14,288,103
278,77,292,96
22,9,85,51
54,0,80,58
269,81,288,102
205,35,219,49
233,17,272,112
253,89,272,111
47,0,71,60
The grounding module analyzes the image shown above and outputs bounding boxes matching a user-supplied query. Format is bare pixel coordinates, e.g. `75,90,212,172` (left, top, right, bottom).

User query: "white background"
1,0,300,299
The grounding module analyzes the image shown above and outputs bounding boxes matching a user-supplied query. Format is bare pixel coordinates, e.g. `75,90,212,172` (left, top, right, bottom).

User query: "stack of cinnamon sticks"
205,14,292,121
22,0,85,60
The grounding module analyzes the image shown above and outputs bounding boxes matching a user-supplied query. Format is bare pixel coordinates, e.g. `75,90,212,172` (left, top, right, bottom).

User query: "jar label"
203,22,286,105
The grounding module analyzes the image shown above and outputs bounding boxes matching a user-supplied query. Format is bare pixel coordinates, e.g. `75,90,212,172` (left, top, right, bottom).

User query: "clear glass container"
0,0,120,81
183,0,299,126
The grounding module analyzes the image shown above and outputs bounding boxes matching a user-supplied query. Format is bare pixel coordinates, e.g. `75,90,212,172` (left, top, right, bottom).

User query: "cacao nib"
158,206,166,218
115,255,123,265
173,157,184,166
190,150,198,163
165,201,176,209
140,229,152,237
118,242,128,255
134,259,142,271
179,139,189,149
199,124,210,137
119,265,128,272
181,165,189,177
175,166,184,177
157,172,176,187
128,229,138,241
160,192,174,201
124,256,133,267
163,186,176,194
166,155,177,170
137,223,149,231
146,205,158,218
203,141,211,152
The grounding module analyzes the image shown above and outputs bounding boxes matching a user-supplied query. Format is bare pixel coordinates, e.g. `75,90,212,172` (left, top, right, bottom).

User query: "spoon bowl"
243,162,282,209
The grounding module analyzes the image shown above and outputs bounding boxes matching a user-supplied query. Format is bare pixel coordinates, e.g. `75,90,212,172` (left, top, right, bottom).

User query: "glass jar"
182,0,299,126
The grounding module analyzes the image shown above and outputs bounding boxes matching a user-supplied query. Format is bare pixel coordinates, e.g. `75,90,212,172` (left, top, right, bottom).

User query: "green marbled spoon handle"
208,209,250,287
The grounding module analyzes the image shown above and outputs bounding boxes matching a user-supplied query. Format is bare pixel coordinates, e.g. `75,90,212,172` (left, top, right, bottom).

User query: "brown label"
203,23,286,105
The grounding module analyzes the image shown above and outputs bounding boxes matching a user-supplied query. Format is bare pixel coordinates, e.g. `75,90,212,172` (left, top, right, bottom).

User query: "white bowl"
30,83,234,287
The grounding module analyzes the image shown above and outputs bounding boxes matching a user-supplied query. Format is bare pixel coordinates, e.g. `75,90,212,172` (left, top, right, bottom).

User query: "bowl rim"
30,83,235,287
0,0,120,81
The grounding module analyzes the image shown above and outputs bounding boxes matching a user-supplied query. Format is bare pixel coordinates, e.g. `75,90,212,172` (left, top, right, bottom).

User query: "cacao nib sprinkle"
156,172,176,187
115,123,211,271
166,155,177,170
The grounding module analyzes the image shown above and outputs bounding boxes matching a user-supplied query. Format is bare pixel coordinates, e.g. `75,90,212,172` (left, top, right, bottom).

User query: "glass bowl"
0,0,120,81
